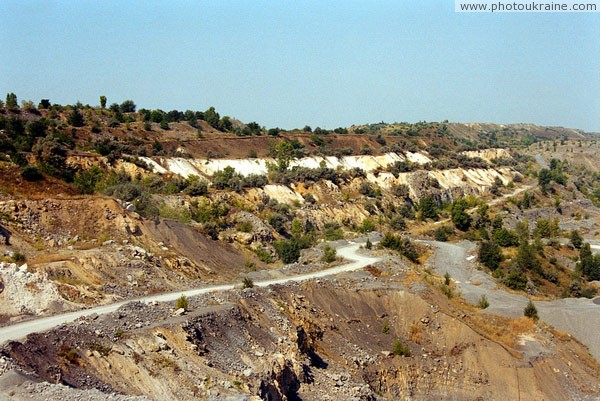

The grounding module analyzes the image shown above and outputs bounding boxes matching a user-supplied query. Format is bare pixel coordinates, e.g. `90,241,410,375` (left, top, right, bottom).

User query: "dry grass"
409,322,424,344
508,316,535,334
364,265,382,277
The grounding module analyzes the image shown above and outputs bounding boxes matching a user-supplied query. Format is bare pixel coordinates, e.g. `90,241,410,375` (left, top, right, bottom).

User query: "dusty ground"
0,247,598,401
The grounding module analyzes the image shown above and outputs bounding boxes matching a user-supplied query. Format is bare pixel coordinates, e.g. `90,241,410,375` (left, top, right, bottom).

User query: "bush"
493,228,519,247
242,277,254,289
504,269,527,290
21,165,43,181
523,300,539,321
253,246,273,263
390,216,406,231
184,179,208,196
478,241,503,270
434,226,454,242
358,218,375,233
321,245,336,263
451,199,472,231
380,232,420,263
382,320,390,335
478,294,490,309
392,338,411,357
365,239,373,250
12,251,26,263
323,223,344,240
418,196,438,221
176,295,188,310
274,238,301,264
569,230,583,249
74,166,104,194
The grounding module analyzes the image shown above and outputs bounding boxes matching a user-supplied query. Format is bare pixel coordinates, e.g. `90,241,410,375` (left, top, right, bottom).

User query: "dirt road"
0,241,382,344
426,240,600,361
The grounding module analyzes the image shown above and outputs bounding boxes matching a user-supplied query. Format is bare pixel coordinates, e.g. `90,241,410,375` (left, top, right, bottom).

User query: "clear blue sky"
1,1,599,131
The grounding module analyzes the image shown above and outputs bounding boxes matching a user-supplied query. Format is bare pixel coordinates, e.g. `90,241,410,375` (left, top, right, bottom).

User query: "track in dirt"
0,241,382,344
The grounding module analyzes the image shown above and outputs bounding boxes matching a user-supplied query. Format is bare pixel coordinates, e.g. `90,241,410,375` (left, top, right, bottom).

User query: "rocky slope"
1,260,598,401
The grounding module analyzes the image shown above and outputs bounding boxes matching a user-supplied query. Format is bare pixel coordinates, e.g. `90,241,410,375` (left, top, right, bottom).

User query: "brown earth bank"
1,270,598,401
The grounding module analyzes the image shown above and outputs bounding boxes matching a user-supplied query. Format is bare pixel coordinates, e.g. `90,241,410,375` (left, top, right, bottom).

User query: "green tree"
32,136,67,175
569,230,583,249
451,199,472,231
69,107,85,127
100,96,107,109
150,109,164,123
5,93,18,111
74,166,104,194
418,196,438,221
272,140,297,172
524,300,539,321
176,295,188,310
504,269,527,290
321,245,337,263
204,106,220,128
219,116,233,131
578,243,600,281
493,228,519,247
120,99,136,113
514,240,541,274
38,99,51,109
538,168,552,193
479,241,503,270
274,238,301,264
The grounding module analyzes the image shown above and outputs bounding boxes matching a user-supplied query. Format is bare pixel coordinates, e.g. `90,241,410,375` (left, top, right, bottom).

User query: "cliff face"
137,151,515,206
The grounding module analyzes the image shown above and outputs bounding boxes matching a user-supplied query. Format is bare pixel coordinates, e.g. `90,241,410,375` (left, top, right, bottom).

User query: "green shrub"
451,199,472,231
21,165,43,181
478,241,503,270
274,238,301,264
12,251,26,263
504,269,527,290
176,295,188,310
253,246,273,263
440,283,453,298
184,179,208,196
382,320,390,335
478,294,490,309
321,245,337,263
493,228,519,247
392,338,411,357
74,166,104,194
358,218,375,233
418,196,438,221
380,232,420,263
434,226,454,242
237,221,253,233
524,300,538,321
323,223,344,240
242,277,254,289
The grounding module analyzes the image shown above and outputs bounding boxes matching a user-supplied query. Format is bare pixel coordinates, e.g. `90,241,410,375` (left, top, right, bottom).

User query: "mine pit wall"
136,151,515,205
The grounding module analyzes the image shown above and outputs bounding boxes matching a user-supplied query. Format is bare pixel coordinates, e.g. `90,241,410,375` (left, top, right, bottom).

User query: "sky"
1,1,599,131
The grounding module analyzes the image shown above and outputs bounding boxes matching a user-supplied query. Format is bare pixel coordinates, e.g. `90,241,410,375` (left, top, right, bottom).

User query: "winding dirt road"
0,241,381,344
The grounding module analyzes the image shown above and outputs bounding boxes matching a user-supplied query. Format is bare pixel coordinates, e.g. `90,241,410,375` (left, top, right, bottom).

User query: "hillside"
1,95,600,400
